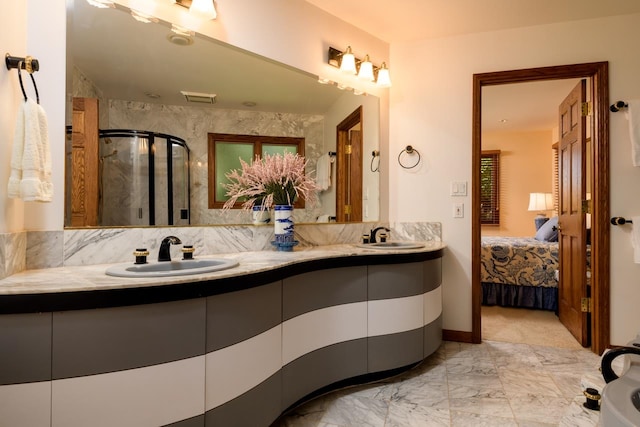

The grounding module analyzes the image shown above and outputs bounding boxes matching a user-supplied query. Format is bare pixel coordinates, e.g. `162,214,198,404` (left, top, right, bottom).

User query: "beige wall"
481,130,554,237
391,13,640,344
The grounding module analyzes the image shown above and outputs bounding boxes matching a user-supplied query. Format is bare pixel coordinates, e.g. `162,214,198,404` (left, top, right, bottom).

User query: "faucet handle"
182,245,195,260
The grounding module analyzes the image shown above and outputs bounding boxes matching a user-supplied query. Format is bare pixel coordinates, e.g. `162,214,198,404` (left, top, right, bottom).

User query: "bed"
481,236,559,311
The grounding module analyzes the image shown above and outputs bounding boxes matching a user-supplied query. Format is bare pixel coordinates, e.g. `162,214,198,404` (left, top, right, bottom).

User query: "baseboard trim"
443,329,473,343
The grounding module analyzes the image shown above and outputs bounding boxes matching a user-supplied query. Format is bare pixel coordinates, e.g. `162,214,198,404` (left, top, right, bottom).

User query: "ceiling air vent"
180,91,217,104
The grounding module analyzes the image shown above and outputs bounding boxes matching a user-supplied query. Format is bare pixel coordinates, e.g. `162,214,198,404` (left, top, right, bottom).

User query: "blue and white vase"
252,205,270,225
272,204,297,251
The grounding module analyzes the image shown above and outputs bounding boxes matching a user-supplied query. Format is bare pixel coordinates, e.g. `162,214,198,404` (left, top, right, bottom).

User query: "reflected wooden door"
336,107,363,222
558,80,589,347
70,97,99,227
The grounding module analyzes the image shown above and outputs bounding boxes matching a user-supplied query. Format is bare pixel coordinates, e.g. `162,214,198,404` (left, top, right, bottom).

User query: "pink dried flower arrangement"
222,152,319,210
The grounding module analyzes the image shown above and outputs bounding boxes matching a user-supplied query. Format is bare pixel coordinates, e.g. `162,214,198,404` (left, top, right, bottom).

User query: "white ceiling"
303,0,640,44
70,0,344,114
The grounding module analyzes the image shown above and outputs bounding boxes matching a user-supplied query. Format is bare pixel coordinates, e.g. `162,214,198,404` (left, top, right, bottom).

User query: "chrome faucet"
158,236,182,262
370,227,390,244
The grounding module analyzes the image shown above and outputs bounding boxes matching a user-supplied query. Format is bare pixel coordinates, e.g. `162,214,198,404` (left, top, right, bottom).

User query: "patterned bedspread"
481,236,559,288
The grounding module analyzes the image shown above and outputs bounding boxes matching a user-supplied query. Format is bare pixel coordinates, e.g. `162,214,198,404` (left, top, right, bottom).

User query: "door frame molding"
471,62,609,354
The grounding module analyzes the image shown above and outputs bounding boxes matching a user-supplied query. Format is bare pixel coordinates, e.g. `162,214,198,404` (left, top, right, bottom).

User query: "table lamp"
528,192,553,230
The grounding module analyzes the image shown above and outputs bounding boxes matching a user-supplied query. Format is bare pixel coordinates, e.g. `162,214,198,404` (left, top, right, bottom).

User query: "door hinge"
345,144,352,155
581,102,591,116
581,297,592,313
344,204,352,215
582,199,591,214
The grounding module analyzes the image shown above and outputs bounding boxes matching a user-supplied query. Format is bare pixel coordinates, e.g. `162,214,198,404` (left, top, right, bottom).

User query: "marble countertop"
0,242,445,296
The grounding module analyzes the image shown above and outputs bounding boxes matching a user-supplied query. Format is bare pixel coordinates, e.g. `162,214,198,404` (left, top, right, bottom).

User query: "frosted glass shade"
376,63,391,87
190,0,217,19
358,56,374,81
340,47,357,74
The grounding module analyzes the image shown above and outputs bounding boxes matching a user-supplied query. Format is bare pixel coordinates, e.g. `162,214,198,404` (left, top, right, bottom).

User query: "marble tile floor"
273,340,603,427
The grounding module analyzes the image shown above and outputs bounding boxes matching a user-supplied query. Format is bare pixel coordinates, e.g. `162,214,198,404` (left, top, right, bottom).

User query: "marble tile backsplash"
17,222,441,273
0,232,27,279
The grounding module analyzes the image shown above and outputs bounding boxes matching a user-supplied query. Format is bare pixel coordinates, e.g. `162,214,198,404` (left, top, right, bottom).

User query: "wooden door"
336,107,363,222
558,80,589,347
70,97,99,227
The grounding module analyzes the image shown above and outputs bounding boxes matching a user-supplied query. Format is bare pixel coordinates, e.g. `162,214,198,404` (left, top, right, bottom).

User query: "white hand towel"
626,99,640,167
316,214,330,223
631,216,640,264
315,153,332,191
8,98,53,202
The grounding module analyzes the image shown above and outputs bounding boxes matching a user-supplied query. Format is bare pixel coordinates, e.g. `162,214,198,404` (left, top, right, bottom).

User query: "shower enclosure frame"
99,129,191,226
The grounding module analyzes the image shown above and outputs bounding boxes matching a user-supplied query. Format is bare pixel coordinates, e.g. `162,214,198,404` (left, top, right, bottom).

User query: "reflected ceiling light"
86,0,115,7
339,46,357,74
376,62,391,87
130,9,159,23
170,24,195,37
357,55,374,82
173,0,217,20
181,90,217,104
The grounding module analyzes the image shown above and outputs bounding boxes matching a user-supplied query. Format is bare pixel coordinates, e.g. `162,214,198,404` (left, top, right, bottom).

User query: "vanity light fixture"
375,62,391,87
173,0,217,20
86,0,115,8
339,46,357,74
357,55,374,82
328,46,391,87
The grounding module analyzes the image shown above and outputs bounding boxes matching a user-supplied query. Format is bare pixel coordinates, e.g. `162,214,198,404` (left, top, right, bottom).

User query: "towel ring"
371,150,380,172
17,60,40,104
398,145,421,169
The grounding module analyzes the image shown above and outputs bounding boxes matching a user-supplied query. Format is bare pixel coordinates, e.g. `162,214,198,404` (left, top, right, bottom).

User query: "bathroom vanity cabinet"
0,245,443,427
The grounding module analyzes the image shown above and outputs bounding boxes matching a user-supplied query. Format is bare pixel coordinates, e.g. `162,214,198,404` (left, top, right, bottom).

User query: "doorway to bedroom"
471,62,610,355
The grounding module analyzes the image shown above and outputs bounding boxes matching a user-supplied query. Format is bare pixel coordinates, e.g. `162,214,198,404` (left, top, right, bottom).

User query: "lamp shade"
528,192,553,212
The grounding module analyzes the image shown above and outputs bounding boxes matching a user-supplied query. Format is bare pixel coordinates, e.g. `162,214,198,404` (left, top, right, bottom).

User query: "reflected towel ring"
398,145,421,169
371,150,380,172
17,60,40,104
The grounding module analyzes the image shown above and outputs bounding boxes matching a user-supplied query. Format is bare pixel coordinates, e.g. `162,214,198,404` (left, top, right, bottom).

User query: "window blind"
480,150,500,225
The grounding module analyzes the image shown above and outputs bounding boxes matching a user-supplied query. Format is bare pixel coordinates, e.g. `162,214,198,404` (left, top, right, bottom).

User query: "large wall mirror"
65,0,380,228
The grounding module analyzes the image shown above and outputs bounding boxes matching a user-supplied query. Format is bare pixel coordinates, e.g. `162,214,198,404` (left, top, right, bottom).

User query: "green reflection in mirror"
215,142,253,203
208,133,304,209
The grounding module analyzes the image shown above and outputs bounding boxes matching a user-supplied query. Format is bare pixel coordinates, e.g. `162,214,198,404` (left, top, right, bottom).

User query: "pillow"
535,216,559,242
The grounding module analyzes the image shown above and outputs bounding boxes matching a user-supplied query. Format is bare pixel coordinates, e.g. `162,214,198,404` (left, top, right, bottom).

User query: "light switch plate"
451,181,468,196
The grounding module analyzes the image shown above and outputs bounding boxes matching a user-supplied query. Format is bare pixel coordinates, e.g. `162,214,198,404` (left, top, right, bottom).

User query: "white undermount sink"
105,258,239,278
357,242,425,250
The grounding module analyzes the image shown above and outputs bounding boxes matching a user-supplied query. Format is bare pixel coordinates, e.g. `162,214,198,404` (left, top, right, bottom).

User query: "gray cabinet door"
281,266,368,410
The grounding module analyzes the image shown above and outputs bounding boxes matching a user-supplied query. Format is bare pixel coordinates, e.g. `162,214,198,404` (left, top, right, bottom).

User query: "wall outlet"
453,203,464,218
